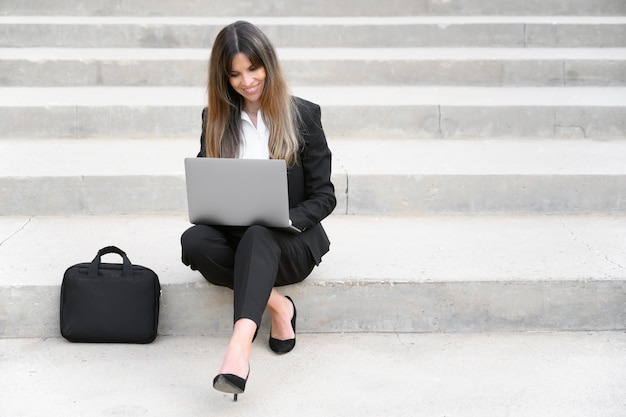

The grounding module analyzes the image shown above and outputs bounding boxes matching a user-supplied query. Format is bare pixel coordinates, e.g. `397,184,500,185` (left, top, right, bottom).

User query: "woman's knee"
240,225,280,254
180,226,234,287
181,226,200,267
181,226,203,256
180,225,224,264
244,224,270,235
243,225,278,241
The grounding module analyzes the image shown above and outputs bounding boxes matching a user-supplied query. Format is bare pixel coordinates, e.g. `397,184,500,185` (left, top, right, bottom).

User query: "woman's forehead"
230,53,253,70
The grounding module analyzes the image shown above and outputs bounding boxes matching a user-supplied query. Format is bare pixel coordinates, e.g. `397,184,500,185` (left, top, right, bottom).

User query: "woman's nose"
243,73,254,86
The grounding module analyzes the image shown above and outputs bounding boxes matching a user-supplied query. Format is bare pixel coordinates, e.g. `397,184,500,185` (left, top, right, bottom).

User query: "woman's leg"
267,289,296,341
182,225,252,379
231,225,281,329
182,224,315,330
218,318,256,378
214,226,279,379
265,229,316,342
232,225,316,329
182,225,316,379
220,227,316,375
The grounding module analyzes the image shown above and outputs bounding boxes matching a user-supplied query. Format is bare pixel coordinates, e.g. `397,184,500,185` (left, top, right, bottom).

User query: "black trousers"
181,224,316,329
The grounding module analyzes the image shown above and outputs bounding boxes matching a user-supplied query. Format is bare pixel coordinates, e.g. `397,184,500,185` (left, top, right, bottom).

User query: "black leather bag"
60,246,161,343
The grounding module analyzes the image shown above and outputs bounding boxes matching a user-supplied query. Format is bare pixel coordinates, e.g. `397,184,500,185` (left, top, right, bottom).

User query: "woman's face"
229,52,266,109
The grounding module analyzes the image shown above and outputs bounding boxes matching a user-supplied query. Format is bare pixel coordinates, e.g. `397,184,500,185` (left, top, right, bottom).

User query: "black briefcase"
60,246,161,343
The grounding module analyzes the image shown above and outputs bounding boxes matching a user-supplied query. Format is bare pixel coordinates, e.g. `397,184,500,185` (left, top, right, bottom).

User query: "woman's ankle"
219,343,250,376
218,318,255,377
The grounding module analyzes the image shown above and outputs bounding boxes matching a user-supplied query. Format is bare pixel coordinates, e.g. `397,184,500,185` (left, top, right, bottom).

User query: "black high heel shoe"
213,368,249,402
269,295,297,354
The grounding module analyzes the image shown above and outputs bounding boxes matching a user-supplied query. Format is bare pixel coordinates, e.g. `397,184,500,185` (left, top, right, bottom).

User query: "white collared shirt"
239,110,270,159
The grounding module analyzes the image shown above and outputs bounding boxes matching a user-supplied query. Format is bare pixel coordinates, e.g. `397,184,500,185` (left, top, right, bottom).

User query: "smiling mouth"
243,85,260,94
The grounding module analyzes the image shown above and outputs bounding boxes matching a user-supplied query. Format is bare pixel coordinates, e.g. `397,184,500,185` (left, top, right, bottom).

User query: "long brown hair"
205,21,300,166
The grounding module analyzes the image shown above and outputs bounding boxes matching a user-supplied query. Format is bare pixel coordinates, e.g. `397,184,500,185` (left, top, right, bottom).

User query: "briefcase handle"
88,246,133,278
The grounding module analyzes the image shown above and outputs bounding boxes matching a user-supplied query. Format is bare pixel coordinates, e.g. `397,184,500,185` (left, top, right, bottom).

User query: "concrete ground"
1,332,625,417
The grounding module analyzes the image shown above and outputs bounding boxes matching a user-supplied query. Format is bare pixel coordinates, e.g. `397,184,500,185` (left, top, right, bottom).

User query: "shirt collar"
241,109,262,124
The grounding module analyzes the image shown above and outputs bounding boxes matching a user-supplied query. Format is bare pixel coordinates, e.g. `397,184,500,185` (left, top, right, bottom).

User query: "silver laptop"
184,157,301,233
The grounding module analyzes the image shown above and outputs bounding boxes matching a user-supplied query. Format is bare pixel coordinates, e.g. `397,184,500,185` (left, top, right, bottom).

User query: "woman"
180,21,336,401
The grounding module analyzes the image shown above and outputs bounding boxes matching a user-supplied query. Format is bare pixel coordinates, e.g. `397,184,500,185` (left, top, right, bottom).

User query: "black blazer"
197,97,337,265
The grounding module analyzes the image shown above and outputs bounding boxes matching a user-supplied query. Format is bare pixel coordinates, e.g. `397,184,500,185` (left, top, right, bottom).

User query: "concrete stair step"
1,16,625,48
1,332,625,416
2,47,625,87
1,138,626,215
3,0,625,16
1,214,624,339
1,86,625,139
332,138,626,214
